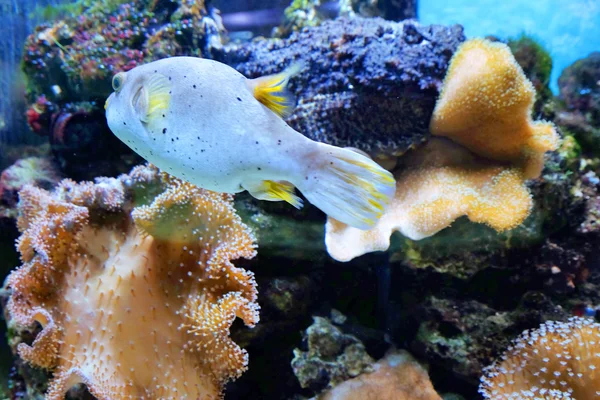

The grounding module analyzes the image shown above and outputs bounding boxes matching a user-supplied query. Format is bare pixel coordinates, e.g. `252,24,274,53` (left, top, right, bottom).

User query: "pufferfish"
105,57,395,229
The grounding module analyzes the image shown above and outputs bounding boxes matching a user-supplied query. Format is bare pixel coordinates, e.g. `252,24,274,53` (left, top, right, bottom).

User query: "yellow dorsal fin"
248,63,303,118
243,180,303,209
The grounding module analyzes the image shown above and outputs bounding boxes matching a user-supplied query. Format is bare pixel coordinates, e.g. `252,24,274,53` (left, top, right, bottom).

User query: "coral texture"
0,157,59,210
479,317,600,399
5,165,259,399
326,139,532,261
321,350,442,400
220,17,465,157
430,38,560,179
325,38,558,262
291,316,375,391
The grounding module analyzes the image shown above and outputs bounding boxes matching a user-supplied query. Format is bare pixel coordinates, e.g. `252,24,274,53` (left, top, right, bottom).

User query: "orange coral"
430,38,560,179
5,165,258,399
321,350,442,400
325,38,559,262
326,139,532,261
479,317,600,399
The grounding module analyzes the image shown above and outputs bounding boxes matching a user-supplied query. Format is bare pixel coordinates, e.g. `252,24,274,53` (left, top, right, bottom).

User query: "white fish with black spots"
105,57,395,229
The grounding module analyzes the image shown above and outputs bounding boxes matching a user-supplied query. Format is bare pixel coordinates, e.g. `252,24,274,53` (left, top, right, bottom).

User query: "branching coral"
325,38,559,262
5,165,258,399
479,317,600,399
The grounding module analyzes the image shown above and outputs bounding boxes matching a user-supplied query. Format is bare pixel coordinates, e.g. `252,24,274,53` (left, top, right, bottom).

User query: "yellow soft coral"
326,139,532,261
430,38,560,179
5,165,258,399
325,38,559,262
479,317,600,399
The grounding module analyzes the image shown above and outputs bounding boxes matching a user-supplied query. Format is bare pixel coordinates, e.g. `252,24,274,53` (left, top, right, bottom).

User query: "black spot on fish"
255,141,259,145
176,136,179,140
184,75,187,78
154,70,157,73
169,91,172,95
257,167,261,171
162,114,165,118
171,138,174,142
278,140,281,145
193,85,197,89
201,149,205,152
163,128,167,134
169,77,172,81
305,176,308,180
197,136,200,140
123,122,127,125
237,97,242,102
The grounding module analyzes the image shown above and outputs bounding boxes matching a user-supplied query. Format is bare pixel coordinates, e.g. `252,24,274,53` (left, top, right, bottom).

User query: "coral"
507,35,553,115
291,316,375,393
479,317,600,399
430,38,560,180
320,350,441,400
0,157,60,280
556,52,600,155
274,0,322,38
0,157,60,210
345,0,417,20
4,164,259,399
326,139,533,262
21,0,224,179
325,38,560,262
219,17,465,157
23,0,224,103
558,52,600,125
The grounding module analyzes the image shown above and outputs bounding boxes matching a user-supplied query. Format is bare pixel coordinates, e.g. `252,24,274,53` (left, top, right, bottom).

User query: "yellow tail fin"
248,63,303,118
300,144,396,230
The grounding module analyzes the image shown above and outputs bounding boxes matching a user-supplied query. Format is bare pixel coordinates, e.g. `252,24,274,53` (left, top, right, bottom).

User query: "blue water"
420,0,600,93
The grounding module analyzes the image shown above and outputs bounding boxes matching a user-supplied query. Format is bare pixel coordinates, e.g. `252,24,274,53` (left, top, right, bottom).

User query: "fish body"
106,57,395,229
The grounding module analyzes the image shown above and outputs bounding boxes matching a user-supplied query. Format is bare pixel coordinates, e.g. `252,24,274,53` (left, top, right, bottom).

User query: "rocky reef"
220,17,464,157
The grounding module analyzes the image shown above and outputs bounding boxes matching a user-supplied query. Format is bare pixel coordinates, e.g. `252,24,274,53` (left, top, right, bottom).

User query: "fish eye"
112,73,125,92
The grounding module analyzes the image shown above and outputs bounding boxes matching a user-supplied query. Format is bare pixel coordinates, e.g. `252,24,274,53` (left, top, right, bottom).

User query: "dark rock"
218,17,465,156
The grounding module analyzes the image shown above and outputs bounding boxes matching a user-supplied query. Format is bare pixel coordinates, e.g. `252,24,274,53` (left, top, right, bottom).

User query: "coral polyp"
5,165,259,399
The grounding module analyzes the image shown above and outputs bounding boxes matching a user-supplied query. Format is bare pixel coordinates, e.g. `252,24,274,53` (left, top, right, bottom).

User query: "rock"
218,17,465,157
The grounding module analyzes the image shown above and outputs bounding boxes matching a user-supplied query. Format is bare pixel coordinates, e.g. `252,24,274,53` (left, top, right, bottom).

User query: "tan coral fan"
6,166,258,400
326,139,532,262
479,317,600,399
321,350,442,400
325,38,558,262
430,38,560,179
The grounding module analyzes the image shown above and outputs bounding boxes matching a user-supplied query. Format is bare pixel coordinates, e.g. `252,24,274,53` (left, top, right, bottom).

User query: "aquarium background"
420,0,600,93
0,0,599,399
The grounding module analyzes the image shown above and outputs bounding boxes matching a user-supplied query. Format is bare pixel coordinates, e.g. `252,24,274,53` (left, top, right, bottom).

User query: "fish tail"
300,144,396,230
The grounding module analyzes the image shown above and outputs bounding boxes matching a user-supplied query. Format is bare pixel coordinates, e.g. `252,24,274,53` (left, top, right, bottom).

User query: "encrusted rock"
219,17,465,157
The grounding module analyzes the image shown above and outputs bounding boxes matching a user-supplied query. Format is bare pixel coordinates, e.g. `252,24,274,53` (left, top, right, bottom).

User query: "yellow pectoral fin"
248,63,303,118
243,180,303,209
137,73,171,124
